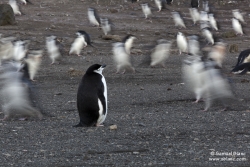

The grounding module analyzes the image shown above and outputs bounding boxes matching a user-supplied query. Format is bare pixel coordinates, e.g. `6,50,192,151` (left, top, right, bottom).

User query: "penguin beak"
101,65,106,68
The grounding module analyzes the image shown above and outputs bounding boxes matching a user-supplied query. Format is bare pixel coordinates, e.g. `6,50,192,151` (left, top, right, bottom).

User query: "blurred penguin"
182,55,205,103
191,0,199,8
0,62,42,121
232,9,245,23
0,37,15,64
112,42,135,74
23,50,43,81
172,12,186,29
69,32,87,56
9,0,21,15
189,8,200,25
88,7,100,27
202,1,209,12
46,36,62,64
188,35,200,56
122,35,137,55
177,32,188,55
202,28,214,45
100,18,112,35
154,0,166,12
208,14,218,31
232,18,243,35
202,60,234,111
208,42,227,68
166,0,173,5
77,30,95,48
141,3,152,19
200,11,209,22
150,39,172,67
13,40,29,62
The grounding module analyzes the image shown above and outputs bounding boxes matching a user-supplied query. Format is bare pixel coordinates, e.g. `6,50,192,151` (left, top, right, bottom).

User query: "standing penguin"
88,8,100,27
177,32,188,55
46,36,62,64
172,12,186,29
141,3,152,19
232,18,243,35
100,18,112,35
74,64,107,127
69,32,87,56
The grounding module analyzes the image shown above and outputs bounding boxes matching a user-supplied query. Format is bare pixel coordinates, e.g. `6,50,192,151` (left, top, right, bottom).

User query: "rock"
221,31,237,38
68,68,84,76
155,31,160,35
0,4,16,26
229,44,238,53
109,124,117,130
101,35,121,42
109,9,118,13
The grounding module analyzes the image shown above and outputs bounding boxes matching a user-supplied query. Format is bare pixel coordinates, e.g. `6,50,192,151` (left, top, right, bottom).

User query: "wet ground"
1,0,250,166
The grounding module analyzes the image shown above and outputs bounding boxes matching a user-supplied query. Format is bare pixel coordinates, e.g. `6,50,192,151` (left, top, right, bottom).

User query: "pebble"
109,125,117,130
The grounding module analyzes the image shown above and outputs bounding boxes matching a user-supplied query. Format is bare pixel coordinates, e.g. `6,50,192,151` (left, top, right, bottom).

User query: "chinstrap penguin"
74,64,107,127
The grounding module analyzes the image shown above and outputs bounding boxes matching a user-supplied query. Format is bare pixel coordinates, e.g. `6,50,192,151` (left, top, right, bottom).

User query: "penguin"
154,0,166,12
189,8,200,25
166,0,173,5
202,1,209,12
19,0,32,5
232,9,245,23
77,30,95,48
23,50,43,81
202,28,214,45
208,13,218,31
182,55,205,103
0,62,42,121
200,11,209,22
176,32,188,55
13,40,29,61
208,42,227,68
231,62,250,74
232,49,250,73
232,18,243,35
131,0,139,2
202,60,234,111
100,18,112,35
187,35,200,56
141,3,152,19
191,0,199,8
0,37,15,64
74,64,107,127
69,33,87,57
122,35,137,55
172,12,186,29
88,7,100,27
112,42,135,74
150,39,172,67
9,0,21,15
46,36,63,65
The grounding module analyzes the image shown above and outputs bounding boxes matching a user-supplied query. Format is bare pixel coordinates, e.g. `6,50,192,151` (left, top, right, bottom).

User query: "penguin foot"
96,124,104,127
77,54,81,57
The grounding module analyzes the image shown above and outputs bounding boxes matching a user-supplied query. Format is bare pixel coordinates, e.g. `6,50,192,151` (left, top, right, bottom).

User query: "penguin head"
86,64,106,75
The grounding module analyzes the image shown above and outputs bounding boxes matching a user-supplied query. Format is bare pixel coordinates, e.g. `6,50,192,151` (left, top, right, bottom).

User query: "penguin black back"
74,64,107,127
77,30,95,48
191,0,199,8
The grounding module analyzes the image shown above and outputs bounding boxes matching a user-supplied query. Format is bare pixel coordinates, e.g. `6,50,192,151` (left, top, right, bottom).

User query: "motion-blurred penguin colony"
0,0,249,126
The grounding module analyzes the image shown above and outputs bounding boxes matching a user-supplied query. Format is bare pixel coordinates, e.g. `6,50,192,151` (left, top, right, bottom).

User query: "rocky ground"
1,0,250,166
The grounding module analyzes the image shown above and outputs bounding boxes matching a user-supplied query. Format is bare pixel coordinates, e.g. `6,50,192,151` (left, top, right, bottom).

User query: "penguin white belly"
97,76,107,125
